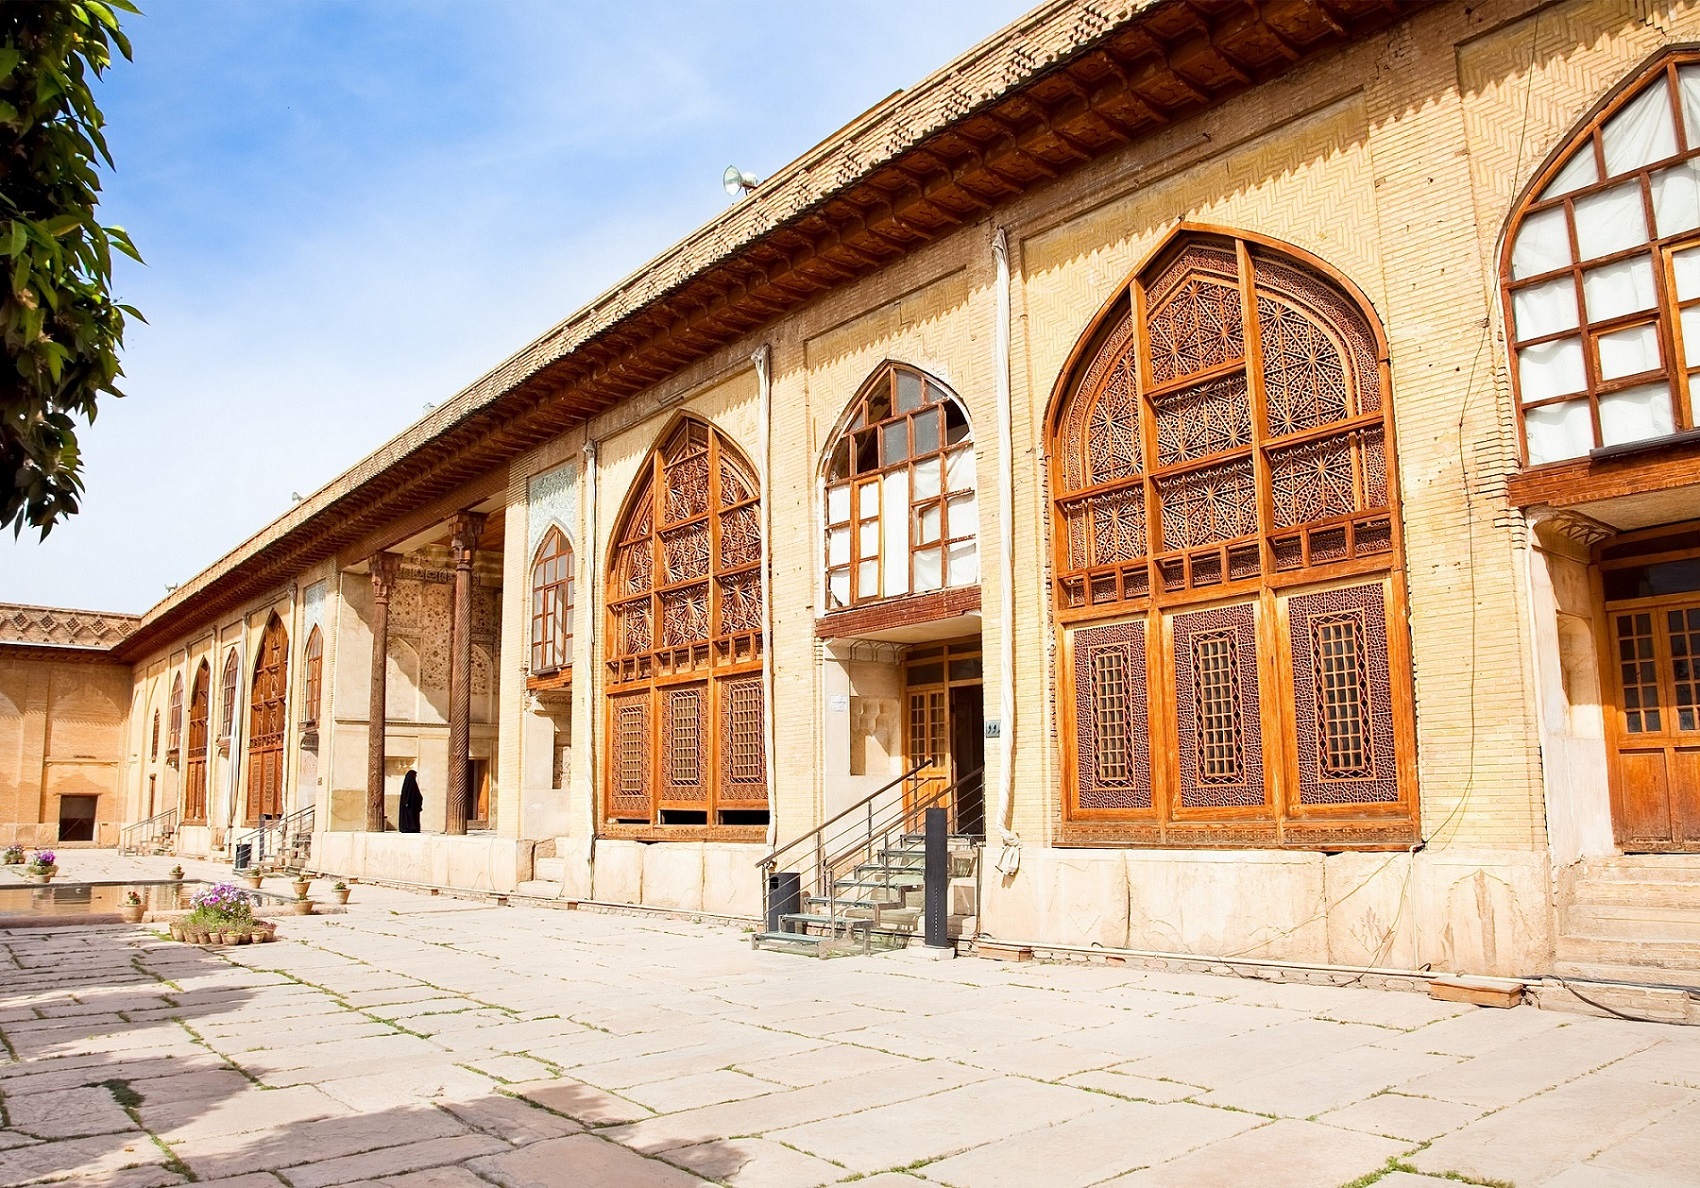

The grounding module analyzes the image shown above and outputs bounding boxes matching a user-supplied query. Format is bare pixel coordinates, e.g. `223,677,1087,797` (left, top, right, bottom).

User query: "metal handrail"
233,803,315,872
119,808,178,855
759,763,986,950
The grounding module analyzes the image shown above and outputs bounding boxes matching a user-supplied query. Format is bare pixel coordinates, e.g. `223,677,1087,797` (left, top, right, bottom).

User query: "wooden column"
446,512,486,836
366,552,401,833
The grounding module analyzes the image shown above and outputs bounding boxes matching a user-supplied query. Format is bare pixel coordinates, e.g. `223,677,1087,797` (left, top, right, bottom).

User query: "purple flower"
33,851,55,867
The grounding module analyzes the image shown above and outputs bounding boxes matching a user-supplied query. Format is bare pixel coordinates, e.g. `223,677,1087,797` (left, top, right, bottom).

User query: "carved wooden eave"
114,0,1419,664
0,603,140,651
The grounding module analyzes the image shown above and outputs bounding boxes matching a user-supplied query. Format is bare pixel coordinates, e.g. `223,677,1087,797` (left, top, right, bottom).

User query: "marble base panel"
312,831,536,893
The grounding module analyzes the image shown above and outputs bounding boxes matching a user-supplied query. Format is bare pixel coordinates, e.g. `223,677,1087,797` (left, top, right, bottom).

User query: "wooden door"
1607,600,1700,849
183,665,210,823
245,616,289,825
902,640,983,829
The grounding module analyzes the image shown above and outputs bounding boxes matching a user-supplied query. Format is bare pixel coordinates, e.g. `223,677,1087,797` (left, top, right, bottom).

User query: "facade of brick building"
8,0,1700,986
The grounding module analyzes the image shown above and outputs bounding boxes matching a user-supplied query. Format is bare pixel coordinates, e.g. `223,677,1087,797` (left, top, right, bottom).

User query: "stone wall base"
587,839,764,918
978,846,1554,980
311,831,535,893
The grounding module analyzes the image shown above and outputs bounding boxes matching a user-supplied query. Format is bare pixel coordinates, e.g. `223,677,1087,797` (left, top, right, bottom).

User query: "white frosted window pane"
1681,66,1700,149
1598,381,1674,446
881,470,909,597
1525,399,1595,464
828,569,849,607
857,482,878,517
857,519,879,557
827,484,850,524
1518,337,1587,402
827,526,850,567
1541,148,1599,200
857,558,879,596
1653,160,1700,236
912,456,941,500
1574,183,1649,260
946,492,978,540
1601,81,1678,176
1512,276,1579,338
946,446,975,493
913,547,942,592
1597,322,1661,379
916,501,941,545
947,541,978,586
1511,207,1573,279
1674,246,1700,301
1683,306,1700,367
1582,255,1656,322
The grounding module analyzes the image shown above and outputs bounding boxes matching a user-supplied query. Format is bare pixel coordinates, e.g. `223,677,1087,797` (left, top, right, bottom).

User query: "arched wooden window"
246,614,289,824
604,417,766,834
302,626,323,725
183,661,210,823
1505,51,1700,464
167,674,183,761
150,709,160,761
1049,226,1417,848
531,527,574,673
219,647,239,742
823,363,977,610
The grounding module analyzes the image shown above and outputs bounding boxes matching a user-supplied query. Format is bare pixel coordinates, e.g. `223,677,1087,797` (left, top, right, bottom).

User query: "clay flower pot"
120,905,145,924
291,899,314,916
241,874,263,890
25,869,54,884
248,926,269,943
290,879,311,898
222,929,247,945
330,888,350,906
168,922,185,941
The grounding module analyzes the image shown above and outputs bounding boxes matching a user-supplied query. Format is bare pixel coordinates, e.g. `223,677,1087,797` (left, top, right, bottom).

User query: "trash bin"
233,842,253,871
766,871,801,933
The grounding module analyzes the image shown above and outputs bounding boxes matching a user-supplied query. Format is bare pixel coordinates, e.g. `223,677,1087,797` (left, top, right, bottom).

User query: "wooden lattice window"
1050,227,1416,848
824,363,977,609
1504,51,1700,464
150,709,160,761
167,674,183,761
603,417,767,832
183,661,210,823
302,626,323,726
246,614,289,824
219,647,239,742
530,527,574,673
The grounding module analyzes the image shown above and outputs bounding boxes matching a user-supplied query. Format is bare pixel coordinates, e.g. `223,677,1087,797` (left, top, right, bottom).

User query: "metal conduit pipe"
754,346,780,852
580,439,600,878
990,227,1021,873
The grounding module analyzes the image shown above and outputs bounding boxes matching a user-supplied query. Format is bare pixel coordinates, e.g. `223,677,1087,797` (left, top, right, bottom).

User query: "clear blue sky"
2,0,1032,613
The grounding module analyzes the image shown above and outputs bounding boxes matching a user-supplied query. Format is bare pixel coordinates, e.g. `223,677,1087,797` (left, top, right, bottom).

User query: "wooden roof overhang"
115,0,1418,665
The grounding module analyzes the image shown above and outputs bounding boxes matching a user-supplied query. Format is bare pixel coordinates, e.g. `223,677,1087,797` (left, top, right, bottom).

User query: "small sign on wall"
984,719,1002,738
829,695,849,712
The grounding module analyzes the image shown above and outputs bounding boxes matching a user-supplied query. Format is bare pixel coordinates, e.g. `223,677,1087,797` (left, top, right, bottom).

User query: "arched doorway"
604,416,767,836
1048,226,1418,847
245,614,289,825
184,661,210,824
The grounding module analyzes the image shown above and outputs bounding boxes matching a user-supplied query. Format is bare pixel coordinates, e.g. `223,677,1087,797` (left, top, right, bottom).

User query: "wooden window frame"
822,362,978,615
219,647,240,743
245,614,289,826
167,674,183,764
1502,50,1700,467
529,526,575,678
601,416,767,841
183,661,211,824
302,626,323,727
1047,225,1419,850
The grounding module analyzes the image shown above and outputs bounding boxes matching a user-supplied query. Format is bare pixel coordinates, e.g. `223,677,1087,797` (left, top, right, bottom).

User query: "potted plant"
167,920,186,941
2,844,23,866
24,850,56,883
119,891,145,924
330,881,350,906
168,864,184,881
181,881,254,945
291,893,314,916
238,868,263,890
248,920,272,944
290,875,311,898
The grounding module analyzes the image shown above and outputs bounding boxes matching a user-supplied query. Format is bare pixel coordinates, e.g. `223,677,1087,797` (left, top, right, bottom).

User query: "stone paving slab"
2,851,1699,1188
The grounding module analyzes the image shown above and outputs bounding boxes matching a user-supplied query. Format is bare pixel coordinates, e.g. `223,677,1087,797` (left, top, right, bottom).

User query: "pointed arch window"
1504,51,1700,464
824,363,977,610
604,417,767,834
167,674,183,762
184,662,210,823
219,647,240,742
246,615,289,824
1049,228,1416,848
530,527,575,674
302,626,324,726
150,709,160,762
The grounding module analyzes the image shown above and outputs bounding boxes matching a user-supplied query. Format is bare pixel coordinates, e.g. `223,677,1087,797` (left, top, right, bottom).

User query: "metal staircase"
753,765,983,958
119,808,178,856
232,804,315,874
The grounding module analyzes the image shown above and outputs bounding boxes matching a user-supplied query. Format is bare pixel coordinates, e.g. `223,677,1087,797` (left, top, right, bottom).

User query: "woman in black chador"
398,770,423,834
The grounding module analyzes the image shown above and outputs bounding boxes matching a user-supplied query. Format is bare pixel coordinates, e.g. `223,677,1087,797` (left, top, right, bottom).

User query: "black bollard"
924,806,948,949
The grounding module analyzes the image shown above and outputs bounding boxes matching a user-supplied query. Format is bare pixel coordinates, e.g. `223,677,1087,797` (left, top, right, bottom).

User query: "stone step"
513,880,563,898
1548,960,1700,994
533,857,566,881
1575,855,1700,883
1562,903,1700,941
1554,934,1700,977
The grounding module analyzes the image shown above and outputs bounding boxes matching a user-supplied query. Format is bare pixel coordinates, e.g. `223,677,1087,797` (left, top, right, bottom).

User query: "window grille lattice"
1618,612,1662,733
1191,633,1243,784
667,689,702,791
1313,616,1370,777
1091,649,1132,782
1288,584,1399,803
1668,606,1700,731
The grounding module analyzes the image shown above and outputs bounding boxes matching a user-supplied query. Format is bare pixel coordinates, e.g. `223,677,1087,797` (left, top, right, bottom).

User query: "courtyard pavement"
0,855,1697,1187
